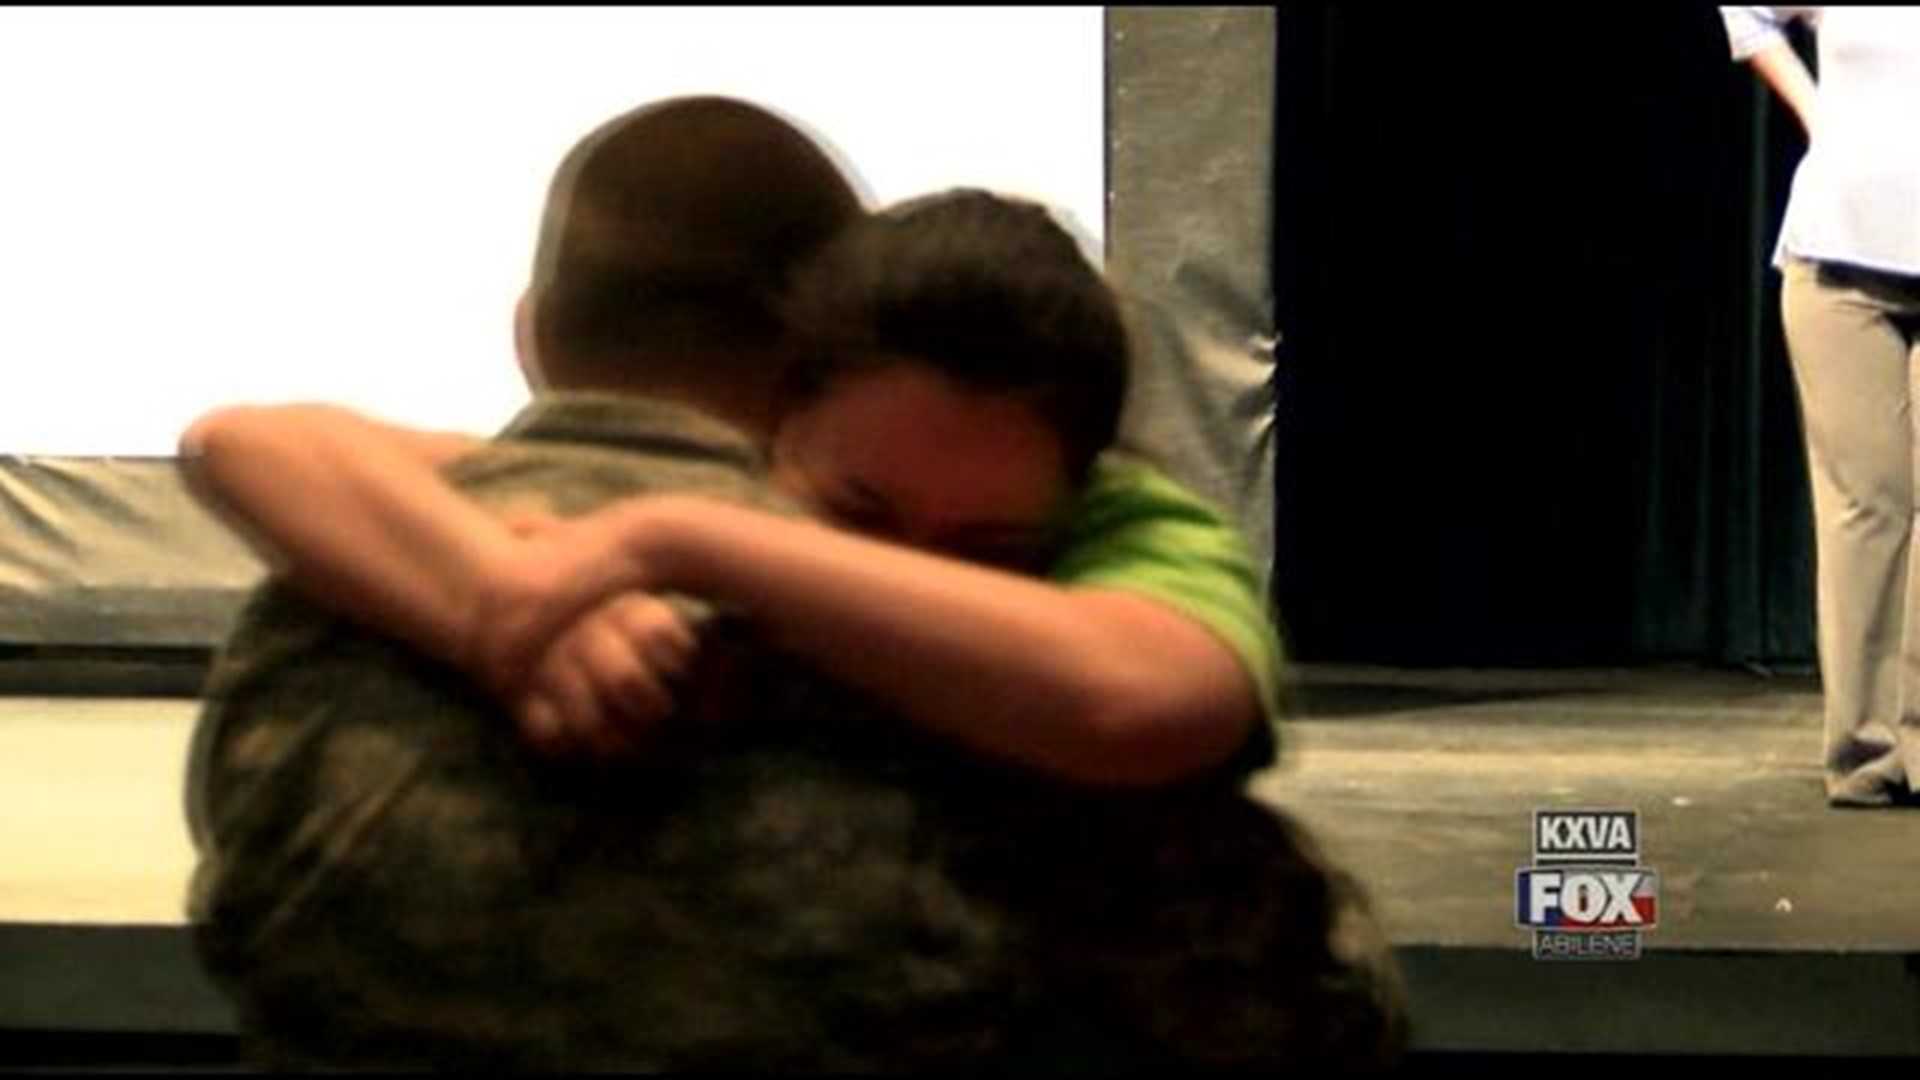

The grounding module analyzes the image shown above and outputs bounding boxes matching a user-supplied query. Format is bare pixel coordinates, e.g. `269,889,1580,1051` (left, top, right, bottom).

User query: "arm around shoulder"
590,492,1265,789
178,402,505,669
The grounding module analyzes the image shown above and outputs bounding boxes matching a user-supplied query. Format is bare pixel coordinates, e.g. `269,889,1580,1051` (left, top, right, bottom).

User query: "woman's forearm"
620,495,1259,788
178,404,513,670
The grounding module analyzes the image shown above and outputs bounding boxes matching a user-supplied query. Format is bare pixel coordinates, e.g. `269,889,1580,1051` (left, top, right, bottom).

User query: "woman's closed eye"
935,526,1057,575
815,480,899,537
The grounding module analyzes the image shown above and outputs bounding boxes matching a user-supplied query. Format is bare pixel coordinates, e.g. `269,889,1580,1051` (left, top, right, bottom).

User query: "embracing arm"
180,404,693,753
179,405,1266,783
572,494,1262,789
179,404,503,665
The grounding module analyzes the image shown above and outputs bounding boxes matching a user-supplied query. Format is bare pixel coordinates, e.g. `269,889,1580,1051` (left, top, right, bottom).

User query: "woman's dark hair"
779,188,1130,481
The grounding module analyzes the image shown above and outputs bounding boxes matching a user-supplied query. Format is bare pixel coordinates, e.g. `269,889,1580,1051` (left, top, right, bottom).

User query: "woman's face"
769,361,1073,574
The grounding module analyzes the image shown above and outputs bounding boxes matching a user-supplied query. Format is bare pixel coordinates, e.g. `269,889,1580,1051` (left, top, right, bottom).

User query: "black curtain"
1272,4,1814,669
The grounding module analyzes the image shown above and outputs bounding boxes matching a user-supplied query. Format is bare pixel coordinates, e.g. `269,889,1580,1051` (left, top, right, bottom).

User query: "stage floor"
5,667,1920,1060
1254,663,1920,1057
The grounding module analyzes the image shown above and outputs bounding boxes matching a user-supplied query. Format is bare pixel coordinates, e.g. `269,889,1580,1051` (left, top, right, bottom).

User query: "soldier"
184,94,962,1069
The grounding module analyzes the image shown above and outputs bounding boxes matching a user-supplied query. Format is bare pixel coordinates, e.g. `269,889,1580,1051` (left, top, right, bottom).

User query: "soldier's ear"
514,291,547,392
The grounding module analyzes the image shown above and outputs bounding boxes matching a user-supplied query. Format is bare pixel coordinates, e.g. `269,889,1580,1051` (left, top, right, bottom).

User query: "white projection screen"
0,7,1105,455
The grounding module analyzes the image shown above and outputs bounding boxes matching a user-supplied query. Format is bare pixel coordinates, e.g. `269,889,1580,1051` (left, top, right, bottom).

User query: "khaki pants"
1781,257,1920,804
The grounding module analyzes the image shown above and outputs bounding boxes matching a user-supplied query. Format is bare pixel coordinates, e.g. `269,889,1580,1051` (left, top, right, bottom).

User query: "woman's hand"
463,503,694,759
513,591,699,760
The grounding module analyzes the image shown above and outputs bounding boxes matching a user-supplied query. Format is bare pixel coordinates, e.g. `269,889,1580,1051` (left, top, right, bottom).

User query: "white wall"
0,6,1105,455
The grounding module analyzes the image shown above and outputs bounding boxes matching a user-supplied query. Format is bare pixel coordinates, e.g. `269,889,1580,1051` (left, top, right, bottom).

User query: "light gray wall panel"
1107,7,1277,596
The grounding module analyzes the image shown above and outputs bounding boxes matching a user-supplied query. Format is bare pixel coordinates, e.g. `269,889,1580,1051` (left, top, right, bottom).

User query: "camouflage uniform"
186,391,1405,1072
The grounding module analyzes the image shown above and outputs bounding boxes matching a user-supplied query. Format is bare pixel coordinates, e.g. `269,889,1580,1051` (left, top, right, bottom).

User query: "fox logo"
1516,868,1659,929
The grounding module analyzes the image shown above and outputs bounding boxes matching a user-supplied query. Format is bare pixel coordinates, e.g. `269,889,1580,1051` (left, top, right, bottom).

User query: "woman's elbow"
1067,681,1259,790
178,407,233,459
179,404,280,462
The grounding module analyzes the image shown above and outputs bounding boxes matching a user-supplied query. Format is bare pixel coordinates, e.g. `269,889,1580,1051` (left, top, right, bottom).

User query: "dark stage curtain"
1272,4,1815,669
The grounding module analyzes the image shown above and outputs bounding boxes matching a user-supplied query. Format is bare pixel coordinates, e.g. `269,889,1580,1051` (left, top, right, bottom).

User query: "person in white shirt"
1721,7,1920,806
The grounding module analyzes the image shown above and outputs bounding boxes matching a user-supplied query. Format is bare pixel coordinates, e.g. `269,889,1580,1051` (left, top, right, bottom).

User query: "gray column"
1106,6,1278,597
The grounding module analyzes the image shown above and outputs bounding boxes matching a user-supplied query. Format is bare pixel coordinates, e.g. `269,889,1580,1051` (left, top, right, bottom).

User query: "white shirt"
1721,6,1920,275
